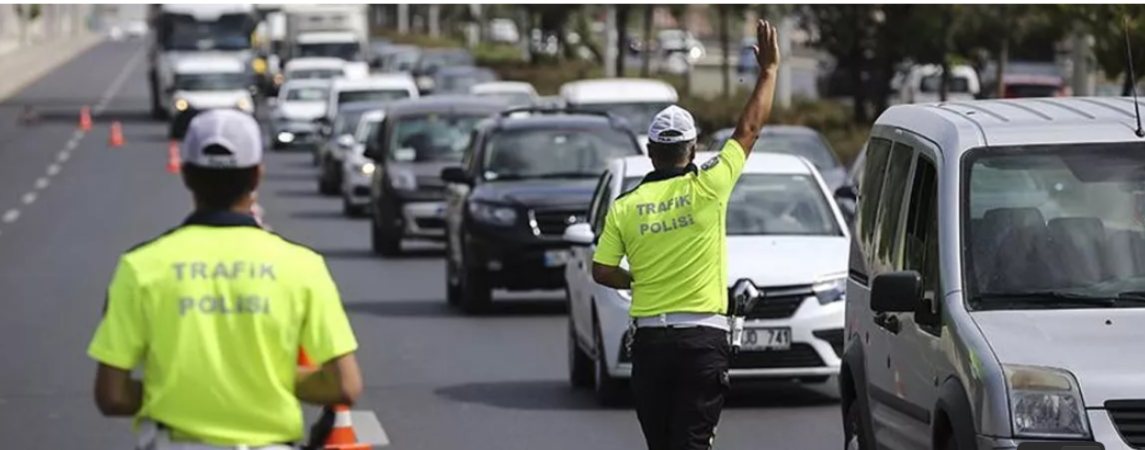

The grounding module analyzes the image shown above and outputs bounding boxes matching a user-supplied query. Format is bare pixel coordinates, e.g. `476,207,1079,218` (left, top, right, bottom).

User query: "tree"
1060,5,1145,95
616,4,632,76
641,5,653,77
800,5,881,122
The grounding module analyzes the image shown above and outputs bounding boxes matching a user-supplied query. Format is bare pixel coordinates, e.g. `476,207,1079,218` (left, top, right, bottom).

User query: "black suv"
363,95,509,256
440,107,644,313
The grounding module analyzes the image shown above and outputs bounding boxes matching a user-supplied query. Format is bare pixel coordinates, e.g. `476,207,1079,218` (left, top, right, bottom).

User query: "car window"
482,127,641,180
285,87,327,101
335,111,365,136
590,172,614,236
920,74,971,93
337,89,410,105
297,42,360,60
873,141,913,272
356,118,381,143
389,114,487,163
437,70,498,94
857,138,892,256
727,174,842,236
902,156,939,298
753,133,841,170
289,69,342,80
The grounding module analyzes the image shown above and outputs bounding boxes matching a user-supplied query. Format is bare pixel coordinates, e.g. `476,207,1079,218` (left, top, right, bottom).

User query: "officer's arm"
730,20,781,156
94,364,143,416
298,258,363,406
591,203,631,289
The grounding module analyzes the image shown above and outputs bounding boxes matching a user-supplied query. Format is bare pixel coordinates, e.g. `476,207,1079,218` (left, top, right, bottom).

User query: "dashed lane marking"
21,193,35,205
94,43,146,115
34,178,49,190
2,209,19,223
46,164,60,176
349,410,390,447
57,151,70,163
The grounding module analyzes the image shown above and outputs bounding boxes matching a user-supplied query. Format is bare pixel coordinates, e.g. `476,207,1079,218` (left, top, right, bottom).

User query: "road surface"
0,40,842,449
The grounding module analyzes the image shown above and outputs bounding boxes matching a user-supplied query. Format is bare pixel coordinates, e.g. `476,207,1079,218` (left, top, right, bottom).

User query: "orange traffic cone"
79,106,91,131
109,121,124,147
166,141,181,174
298,347,313,368
324,405,370,450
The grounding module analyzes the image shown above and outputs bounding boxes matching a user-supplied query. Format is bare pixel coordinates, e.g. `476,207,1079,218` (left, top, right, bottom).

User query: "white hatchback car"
564,152,851,404
340,109,385,217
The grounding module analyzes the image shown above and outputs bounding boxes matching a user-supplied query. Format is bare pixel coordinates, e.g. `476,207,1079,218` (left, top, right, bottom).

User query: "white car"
559,78,678,151
283,57,349,81
324,74,418,124
470,81,538,107
269,79,330,151
563,152,851,404
340,109,385,217
169,56,255,117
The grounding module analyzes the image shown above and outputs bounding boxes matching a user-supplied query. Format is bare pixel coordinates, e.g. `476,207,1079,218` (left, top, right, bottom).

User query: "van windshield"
175,73,248,91
965,143,1145,307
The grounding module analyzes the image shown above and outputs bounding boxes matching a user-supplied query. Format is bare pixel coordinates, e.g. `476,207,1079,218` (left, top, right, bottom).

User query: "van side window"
874,142,915,272
857,138,892,256
903,157,939,294
591,173,614,237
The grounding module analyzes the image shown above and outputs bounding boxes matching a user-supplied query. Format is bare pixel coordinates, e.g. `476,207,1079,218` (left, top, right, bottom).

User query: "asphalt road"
0,40,842,449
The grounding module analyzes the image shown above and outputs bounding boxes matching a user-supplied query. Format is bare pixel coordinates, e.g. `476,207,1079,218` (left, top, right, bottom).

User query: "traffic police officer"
87,109,363,449
591,20,781,450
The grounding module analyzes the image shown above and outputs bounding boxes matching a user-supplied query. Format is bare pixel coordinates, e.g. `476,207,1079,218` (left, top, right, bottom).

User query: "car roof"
383,95,509,116
332,74,416,90
338,101,391,114
559,78,678,103
173,56,245,73
616,152,816,180
296,31,358,44
285,58,345,70
485,112,635,134
876,96,1145,165
470,81,537,95
281,79,330,90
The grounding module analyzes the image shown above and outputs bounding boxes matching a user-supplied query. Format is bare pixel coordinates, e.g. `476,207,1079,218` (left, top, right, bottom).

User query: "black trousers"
631,326,731,450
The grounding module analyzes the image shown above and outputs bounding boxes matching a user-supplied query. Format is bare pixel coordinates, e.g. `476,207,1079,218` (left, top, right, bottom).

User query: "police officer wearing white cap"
590,20,781,450
88,109,362,449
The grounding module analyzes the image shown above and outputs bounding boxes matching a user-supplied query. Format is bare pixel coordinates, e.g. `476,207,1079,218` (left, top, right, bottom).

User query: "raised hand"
754,19,781,73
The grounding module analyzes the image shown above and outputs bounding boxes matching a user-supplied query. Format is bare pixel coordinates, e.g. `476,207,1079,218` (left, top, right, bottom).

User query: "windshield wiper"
972,291,1118,308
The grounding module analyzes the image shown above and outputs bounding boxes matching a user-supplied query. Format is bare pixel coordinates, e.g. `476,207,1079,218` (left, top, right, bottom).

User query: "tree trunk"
995,37,1009,99
719,6,730,98
616,5,630,76
641,5,653,77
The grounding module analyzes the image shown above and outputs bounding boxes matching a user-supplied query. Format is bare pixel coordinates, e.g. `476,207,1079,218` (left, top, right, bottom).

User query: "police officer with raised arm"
87,109,363,450
591,20,781,450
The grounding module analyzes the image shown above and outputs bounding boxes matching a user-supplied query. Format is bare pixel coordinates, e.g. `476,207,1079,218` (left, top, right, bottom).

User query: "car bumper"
401,201,447,239
598,291,844,380
342,171,372,205
977,410,1132,449
465,230,570,291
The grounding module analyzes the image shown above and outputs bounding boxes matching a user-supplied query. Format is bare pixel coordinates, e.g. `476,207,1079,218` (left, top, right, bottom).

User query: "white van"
283,57,349,81
324,74,419,124
169,55,255,118
559,78,679,149
841,96,1145,450
893,64,981,105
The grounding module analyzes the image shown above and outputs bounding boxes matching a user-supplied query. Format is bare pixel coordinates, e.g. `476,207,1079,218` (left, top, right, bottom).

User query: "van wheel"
845,400,869,450
942,434,958,450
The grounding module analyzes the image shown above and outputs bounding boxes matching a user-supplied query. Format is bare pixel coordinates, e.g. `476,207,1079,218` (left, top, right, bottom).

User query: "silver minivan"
841,96,1145,450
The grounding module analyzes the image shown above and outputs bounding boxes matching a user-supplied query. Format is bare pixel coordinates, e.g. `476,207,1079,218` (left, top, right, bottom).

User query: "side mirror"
835,185,857,201
563,222,594,246
440,167,471,185
337,134,355,149
870,271,922,313
363,142,381,161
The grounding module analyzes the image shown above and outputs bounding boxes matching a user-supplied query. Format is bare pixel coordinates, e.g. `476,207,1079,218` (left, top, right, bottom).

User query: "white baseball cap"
647,105,698,144
182,109,263,169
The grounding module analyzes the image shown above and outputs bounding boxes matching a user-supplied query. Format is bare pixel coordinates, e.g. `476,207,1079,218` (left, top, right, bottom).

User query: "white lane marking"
2,209,18,223
21,192,35,205
57,151,70,162
64,139,78,151
72,130,83,141
46,164,60,176
348,410,389,447
34,177,49,189
94,43,146,115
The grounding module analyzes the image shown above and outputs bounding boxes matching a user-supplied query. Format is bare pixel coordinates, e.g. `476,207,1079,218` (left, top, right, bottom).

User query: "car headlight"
236,98,252,112
360,162,376,175
812,275,847,304
277,132,294,143
174,98,189,111
1004,365,1091,439
468,202,517,226
390,170,416,191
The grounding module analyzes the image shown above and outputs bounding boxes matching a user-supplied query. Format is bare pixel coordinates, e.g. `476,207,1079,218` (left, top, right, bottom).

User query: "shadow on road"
380,247,445,260
289,209,347,220
36,109,156,125
316,248,377,260
262,172,316,182
434,380,601,411
344,298,566,318
723,382,840,409
273,188,324,199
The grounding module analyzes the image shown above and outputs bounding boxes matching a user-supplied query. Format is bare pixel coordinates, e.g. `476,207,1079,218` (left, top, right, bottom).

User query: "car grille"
415,218,445,230
416,176,445,194
731,344,825,369
1106,400,1145,448
531,209,587,236
291,130,316,143
813,329,845,358
730,284,813,320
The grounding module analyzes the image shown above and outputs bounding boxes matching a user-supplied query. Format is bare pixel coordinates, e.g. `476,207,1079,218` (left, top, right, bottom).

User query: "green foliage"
15,4,41,21
1059,5,1145,88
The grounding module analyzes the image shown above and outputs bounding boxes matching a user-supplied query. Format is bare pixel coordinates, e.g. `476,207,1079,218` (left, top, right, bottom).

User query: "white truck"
281,4,368,65
147,4,260,120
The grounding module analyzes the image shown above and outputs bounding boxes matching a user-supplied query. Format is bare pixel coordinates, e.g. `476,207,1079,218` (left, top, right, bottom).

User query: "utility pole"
397,4,409,35
428,4,440,38
605,5,618,78
776,15,793,108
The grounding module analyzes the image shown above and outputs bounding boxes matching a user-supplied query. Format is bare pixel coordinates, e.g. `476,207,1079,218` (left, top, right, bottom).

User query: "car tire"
844,396,870,450
568,315,595,389
319,161,339,196
342,196,364,217
371,218,401,256
459,264,492,314
593,320,627,407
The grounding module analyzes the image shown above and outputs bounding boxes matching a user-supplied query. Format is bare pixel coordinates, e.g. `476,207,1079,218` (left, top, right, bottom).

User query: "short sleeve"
87,257,147,370
300,258,359,366
592,204,625,266
695,139,747,199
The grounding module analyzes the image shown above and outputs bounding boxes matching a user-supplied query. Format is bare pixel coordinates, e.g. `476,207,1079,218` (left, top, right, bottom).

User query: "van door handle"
874,313,901,334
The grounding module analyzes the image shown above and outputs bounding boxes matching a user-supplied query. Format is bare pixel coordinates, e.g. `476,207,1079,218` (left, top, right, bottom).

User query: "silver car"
341,109,385,217
843,96,1145,450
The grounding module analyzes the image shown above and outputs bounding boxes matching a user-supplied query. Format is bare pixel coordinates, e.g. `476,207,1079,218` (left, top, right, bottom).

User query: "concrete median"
0,33,105,103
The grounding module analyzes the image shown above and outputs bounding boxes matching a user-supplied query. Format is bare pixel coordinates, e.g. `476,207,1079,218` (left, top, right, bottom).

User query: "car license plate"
741,327,791,351
543,250,571,267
